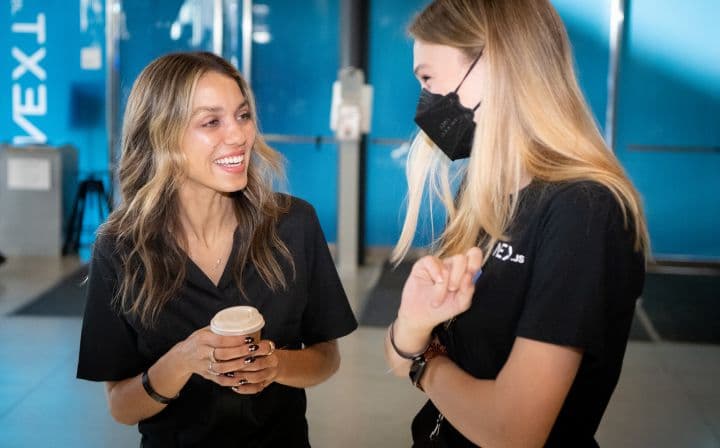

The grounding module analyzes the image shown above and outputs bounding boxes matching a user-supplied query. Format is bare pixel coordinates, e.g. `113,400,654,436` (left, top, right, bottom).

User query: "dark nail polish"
248,344,259,352
238,378,249,385
224,372,235,378
244,336,255,344
244,356,256,364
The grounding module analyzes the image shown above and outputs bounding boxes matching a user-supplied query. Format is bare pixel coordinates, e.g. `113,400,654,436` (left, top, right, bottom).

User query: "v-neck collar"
185,228,239,291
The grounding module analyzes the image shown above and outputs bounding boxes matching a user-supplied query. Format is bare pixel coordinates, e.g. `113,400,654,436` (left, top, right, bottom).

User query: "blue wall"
257,0,720,259
365,0,434,247
250,0,341,242
3,0,718,260
615,0,720,259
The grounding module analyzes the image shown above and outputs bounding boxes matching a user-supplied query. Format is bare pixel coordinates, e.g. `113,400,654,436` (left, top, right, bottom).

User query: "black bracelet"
389,320,431,360
141,370,178,405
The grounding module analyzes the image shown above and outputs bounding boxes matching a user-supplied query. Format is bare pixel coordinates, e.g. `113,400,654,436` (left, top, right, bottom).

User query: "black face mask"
414,53,482,161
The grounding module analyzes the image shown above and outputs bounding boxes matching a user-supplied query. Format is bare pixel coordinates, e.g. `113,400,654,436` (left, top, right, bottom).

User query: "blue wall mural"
1,0,107,255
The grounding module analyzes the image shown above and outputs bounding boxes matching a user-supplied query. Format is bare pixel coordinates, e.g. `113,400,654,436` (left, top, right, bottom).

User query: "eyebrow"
413,64,428,76
191,100,249,117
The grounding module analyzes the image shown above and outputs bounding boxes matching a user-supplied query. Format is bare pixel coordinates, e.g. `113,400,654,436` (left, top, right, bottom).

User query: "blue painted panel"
552,0,610,131
616,0,720,259
250,0,340,241
1,0,107,251
119,0,217,112
274,142,338,240
366,0,430,246
365,143,410,246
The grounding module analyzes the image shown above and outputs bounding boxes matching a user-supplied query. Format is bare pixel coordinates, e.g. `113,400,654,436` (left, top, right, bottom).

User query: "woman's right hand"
397,247,484,336
385,247,483,375
173,326,255,387
104,327,258,425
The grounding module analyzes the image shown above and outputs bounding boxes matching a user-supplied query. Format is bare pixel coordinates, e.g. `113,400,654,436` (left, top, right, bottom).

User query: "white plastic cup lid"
210,306,265,336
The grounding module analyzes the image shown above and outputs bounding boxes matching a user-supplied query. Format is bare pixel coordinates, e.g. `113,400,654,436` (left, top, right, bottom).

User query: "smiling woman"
76,52,357,447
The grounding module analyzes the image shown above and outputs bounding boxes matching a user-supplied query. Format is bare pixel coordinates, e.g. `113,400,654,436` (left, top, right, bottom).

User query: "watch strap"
408,341,448,392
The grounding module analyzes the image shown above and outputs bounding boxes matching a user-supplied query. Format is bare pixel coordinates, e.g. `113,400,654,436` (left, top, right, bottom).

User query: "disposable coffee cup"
210,306,264,342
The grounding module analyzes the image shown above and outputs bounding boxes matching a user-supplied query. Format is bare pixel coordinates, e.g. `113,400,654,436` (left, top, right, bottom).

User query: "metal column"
105,0,120,204
605,0,626,151
241,0,253,81
212,0,224,56
337,0,368,275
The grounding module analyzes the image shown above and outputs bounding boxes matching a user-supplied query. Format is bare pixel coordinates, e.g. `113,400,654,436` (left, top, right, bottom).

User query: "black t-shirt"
77,196,358,448
411,181,645,447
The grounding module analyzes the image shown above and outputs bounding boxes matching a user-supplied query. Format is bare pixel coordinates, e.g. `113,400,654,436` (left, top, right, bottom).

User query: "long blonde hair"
101,52,293,327
393,0,649,263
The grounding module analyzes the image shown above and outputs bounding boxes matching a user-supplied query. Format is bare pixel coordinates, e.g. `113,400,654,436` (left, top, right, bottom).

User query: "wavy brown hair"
393,0,650,263
101,51,293,327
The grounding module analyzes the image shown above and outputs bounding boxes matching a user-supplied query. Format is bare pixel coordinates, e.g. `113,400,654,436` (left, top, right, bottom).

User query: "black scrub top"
411,181,645,447
77,196,358,448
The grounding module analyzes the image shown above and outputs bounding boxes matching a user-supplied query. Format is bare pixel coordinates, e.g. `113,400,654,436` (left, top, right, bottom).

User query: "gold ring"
267,340,275,356
209,347,217,363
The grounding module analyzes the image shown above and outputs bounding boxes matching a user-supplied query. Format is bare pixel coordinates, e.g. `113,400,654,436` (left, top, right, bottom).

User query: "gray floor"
0,256,719,447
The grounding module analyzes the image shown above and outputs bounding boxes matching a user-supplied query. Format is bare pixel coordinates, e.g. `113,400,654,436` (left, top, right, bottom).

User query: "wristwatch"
408,341,447,392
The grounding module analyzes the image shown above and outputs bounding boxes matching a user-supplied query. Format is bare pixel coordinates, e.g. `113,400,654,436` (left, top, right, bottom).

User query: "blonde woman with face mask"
385,1,649,447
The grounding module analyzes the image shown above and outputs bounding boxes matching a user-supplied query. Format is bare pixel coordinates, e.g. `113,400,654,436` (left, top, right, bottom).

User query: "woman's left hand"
210,339,279,394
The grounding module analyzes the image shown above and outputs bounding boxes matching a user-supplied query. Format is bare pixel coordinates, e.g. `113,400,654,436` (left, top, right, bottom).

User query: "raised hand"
398,247,484,334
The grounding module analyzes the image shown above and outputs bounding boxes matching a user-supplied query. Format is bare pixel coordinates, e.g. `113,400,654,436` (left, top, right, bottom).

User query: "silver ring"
209,347,217,364
208,361,219,376
267,340,275,356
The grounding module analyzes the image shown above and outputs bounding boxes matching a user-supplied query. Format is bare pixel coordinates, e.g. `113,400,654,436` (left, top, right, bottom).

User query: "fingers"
419,249,483,292
203,339,278,392
201,367,276,391
446,247,484,310
444,254,468,293
231,379,270,395
465,246,484,277
413,255,446,284
453,271,476,310
186,327,255,373
213,339,272,362
212,347,278,376
432,251,477,306
411,255,453,308
183,327,276,393
192,326,257,349
229,354,278,394
444,247,484,287
205,360,276,385
206,333,257,349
